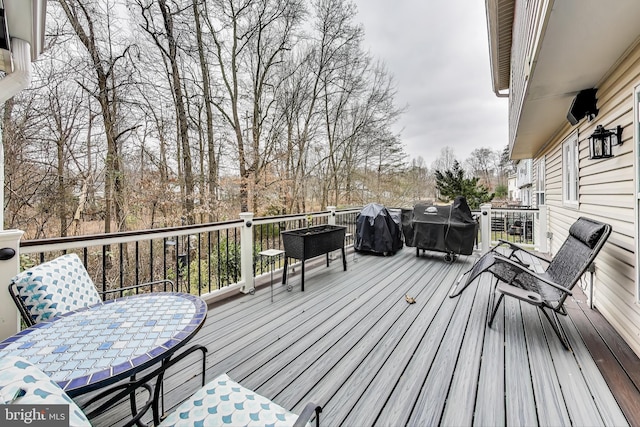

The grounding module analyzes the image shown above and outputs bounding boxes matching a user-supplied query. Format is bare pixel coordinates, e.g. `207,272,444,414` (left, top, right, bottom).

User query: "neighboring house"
516,159,533,207
507,175,519,203
485,1,640,355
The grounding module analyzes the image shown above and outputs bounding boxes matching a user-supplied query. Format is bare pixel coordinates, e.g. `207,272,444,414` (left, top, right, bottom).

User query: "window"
562,133,579,206
535,156,545,206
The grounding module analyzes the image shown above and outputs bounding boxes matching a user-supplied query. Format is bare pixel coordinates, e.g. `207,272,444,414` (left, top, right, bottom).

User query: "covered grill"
354,203,403,255
402,196,478,262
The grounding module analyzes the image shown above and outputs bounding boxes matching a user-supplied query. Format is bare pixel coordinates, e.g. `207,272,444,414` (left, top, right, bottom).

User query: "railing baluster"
216,230,221,290
102,245,107,297
119,242,124,297
163,237,168,285
135,241,139,292
149,239,154,284
197,233,202,296
207,231,212,293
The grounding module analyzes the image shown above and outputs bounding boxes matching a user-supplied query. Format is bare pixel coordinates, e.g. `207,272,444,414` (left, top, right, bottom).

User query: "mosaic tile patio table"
0,292,207,397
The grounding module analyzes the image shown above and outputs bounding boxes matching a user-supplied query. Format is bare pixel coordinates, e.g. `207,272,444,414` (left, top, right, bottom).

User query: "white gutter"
0,38,32,104
0,37,32,230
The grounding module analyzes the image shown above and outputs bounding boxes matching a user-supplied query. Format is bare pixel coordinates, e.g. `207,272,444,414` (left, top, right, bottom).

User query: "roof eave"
486,0,514,96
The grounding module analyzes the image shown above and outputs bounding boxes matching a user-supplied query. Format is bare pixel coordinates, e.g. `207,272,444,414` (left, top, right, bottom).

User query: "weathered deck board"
560,310,629,426
565,300,640,426
437,272,488,427
474,277,506,427
522,303,572,426
91,246,639,426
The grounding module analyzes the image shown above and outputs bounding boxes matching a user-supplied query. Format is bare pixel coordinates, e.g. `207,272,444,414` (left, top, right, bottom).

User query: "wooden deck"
94,246,640,426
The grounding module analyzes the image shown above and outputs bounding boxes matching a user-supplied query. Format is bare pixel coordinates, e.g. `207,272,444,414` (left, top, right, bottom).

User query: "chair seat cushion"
0,356,90,427
11,253,102,324
159,373,305,427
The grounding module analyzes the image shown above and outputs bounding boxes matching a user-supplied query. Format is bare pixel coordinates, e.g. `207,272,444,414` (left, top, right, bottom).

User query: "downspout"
0,37,32,230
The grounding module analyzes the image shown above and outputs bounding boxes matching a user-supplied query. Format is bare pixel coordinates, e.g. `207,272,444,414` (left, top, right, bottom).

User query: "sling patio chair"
449,216,611,350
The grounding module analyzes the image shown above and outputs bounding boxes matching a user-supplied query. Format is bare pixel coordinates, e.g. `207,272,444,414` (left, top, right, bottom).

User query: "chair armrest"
495,239,550,265
492,254,572,295
293,402,322,427
496,282,544,305
101,280,175,298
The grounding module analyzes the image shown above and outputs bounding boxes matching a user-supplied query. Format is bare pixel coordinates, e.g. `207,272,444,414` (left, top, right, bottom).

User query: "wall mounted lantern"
588,124,623,159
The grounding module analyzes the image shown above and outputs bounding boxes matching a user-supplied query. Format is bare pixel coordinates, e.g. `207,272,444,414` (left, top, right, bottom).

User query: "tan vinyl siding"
537,41,640,355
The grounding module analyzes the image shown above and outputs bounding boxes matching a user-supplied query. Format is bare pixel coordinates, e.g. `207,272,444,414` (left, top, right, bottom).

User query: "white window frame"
535,156,546,206
562,132,579,207
634,83,640,302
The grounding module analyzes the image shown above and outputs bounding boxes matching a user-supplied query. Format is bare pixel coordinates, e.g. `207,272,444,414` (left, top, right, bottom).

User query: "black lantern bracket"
588,124,623,160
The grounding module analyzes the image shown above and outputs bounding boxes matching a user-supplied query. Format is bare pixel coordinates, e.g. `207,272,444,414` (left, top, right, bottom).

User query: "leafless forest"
3,0,510,240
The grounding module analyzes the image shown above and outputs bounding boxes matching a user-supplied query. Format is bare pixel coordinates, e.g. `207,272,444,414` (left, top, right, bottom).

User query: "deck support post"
239,212,254,294
0,229,24,340
480,204,491,254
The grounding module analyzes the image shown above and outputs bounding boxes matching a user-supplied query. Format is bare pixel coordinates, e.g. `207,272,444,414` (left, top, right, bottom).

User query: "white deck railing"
0,204,543,339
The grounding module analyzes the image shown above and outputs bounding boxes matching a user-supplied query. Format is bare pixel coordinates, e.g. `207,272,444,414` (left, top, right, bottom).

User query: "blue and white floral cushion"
0,356,90,427
160,373,307,427
11,253,102,324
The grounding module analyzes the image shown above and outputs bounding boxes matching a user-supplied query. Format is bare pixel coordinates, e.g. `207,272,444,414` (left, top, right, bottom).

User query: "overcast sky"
352,0,509,168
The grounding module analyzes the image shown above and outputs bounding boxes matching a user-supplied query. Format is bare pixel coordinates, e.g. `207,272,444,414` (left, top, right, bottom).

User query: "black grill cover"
403,196,477,255
355,203,403,254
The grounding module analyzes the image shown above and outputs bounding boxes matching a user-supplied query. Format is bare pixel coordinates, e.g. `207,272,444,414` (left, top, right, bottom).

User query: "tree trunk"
58,0,127,234
192,0,218,222
158,0,195,224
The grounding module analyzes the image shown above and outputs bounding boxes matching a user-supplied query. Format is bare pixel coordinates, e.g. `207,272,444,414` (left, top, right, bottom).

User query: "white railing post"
327,206,337,260
239,212,254,294
536,204,548,253
328,206,336,225
480,204,492,254
0,230,24,340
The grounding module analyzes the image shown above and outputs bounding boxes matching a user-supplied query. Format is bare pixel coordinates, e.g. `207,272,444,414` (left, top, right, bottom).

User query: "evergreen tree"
435,160,494,209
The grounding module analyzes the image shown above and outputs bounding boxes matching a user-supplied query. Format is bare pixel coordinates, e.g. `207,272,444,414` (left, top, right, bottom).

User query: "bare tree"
200,0,303,212
137,0,196,224
465,147,498,189
5,0,412,237
276,0,364,213
431,147,457,173
57,0,137,233
192,0,219,221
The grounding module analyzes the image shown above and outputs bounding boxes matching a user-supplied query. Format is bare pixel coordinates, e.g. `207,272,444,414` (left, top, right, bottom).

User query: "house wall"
536,40,640,355
508,0,547,147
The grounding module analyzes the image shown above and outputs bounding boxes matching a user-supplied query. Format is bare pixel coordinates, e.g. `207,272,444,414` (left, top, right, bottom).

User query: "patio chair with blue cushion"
158,373,321,427
449,216,611,350
0,356,322,427
0,355,153,427
8,253,174,327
